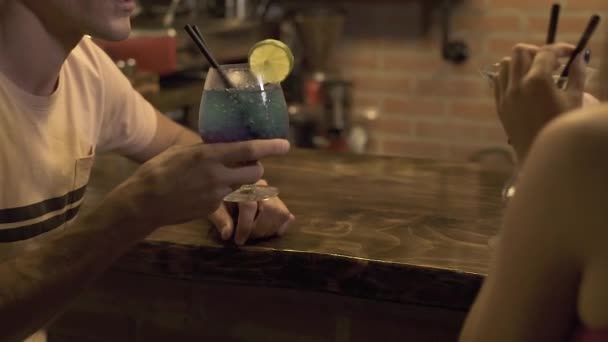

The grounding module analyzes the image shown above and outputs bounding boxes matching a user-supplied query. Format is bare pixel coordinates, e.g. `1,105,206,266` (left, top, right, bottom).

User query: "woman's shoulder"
529,102,608,254
563,101,608,126
540,102,608,155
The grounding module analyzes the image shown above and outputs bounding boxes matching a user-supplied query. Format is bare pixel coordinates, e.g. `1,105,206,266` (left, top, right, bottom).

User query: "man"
0,0,294,340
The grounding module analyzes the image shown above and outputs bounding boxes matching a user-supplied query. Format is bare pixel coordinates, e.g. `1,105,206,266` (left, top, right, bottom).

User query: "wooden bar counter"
48,149,510,342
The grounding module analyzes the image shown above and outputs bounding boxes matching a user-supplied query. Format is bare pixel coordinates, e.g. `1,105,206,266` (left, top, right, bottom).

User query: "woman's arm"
460,104,608,341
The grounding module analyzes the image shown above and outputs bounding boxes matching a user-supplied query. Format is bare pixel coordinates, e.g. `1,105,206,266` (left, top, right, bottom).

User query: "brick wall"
327,0,608,161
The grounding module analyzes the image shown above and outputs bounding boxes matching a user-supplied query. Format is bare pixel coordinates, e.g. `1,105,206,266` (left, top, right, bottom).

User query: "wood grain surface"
86,149,511,310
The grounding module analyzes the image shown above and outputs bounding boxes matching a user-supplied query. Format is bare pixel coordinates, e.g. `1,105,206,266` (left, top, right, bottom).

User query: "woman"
459,38,608,341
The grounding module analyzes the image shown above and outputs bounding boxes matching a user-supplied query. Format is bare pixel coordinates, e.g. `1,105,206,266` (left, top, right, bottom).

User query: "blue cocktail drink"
198,63,290,202
199,84,289,143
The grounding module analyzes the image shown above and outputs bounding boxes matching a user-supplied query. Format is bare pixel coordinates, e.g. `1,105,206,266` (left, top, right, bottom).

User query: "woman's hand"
493,43,587,162
208,179,295,245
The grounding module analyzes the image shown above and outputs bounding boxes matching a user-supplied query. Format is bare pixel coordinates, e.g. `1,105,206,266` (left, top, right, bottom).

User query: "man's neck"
0,2,82,96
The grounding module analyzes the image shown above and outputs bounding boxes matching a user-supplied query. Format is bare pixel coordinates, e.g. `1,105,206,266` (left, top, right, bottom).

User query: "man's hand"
493,43,587,161
119,139,290,228
208,179,295,245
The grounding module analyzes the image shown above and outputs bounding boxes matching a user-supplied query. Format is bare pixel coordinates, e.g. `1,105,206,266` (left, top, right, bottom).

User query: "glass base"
502,173,518,204
223,185,279,203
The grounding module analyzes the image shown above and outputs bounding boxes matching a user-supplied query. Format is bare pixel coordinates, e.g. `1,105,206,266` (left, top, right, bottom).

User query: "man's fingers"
212,140,290,165
222,162,265,187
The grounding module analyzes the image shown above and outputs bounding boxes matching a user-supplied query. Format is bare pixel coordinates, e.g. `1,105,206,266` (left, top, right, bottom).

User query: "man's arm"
131,111,295,245
0,139,289,341
126,111,200,163
0,187,149,342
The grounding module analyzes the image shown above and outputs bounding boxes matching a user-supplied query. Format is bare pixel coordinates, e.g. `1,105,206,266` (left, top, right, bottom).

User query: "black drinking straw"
192,25,208,49
184,24,235,89
546,4,561,44
558,14,601,86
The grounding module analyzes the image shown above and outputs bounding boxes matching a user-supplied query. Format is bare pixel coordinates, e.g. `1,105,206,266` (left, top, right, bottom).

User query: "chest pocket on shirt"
66,146,95,228
74,148,95,189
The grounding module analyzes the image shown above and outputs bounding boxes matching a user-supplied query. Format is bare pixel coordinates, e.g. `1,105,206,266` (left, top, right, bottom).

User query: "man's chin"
93,21,132,41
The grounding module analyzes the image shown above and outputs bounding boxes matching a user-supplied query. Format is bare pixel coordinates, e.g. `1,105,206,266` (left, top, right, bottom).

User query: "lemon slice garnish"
248,39,294,83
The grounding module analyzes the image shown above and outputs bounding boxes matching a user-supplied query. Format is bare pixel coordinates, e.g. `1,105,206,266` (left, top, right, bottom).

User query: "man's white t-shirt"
0,36,158,341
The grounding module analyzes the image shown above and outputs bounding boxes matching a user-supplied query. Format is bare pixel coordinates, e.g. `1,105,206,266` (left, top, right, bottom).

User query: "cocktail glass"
199,63,290,202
